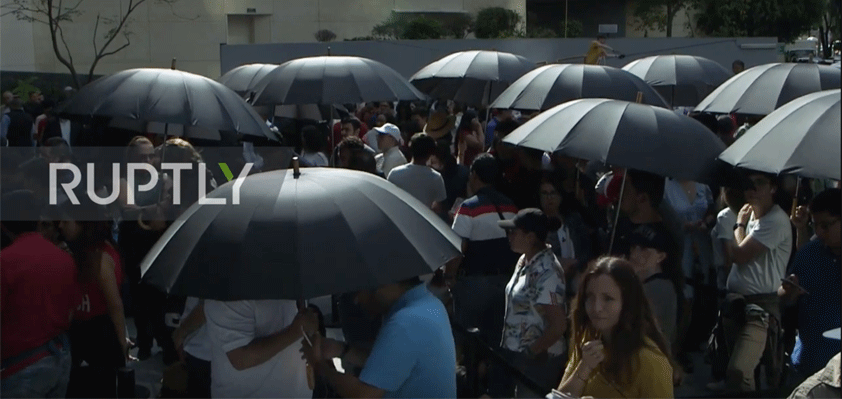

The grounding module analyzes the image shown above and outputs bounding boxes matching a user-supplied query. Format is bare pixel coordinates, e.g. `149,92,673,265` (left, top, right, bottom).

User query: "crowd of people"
1,84,840,399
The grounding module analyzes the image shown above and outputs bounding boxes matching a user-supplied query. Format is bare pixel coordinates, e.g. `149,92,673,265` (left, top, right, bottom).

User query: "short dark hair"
597,34,607,40
411,107,428,119
340,117,361,131
347,148,377,175
690,112,718,134
410,132,436,160
337,136,365,152
300,125,324,152
470,153,500,185
627,169,665,208
810,188,841,217
495,119,521,138
732,59,745,68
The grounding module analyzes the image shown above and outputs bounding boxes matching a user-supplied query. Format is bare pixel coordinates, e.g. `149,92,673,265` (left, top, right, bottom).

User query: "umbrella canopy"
695,63,841,115
409,50,535,106
621,55,733,107
218,63,279,96
140,167,462,301
719,89,840,180
54,68,275,140
489,64,669,111
250,56,426,106
502,98,726,182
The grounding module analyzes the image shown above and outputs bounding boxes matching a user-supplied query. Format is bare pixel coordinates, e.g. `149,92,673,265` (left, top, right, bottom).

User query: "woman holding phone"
556,257,674,399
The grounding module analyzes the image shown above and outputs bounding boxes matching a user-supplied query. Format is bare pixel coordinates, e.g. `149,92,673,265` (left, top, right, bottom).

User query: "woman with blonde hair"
556,256,674,399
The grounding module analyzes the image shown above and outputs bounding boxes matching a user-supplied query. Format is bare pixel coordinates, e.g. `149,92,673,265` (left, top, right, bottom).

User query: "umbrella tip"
327,47,331,56
292,157,301,178
171,58,177,70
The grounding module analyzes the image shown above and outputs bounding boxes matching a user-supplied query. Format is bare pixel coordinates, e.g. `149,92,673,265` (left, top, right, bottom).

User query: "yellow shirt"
563,338,674,398
584,42,604,65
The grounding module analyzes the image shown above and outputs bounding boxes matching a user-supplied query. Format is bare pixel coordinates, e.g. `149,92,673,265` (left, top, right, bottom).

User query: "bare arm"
314,360,385,398
727,227,767,266
557,361,593,398
529,304,567,354
226,311,315,371
98,251,128,360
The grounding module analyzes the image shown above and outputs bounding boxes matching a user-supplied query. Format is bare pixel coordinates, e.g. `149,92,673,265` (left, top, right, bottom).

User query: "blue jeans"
1,337,72,398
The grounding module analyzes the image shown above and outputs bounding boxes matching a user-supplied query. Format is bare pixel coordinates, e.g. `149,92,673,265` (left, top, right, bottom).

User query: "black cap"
628,224,673,254
499,208,550,236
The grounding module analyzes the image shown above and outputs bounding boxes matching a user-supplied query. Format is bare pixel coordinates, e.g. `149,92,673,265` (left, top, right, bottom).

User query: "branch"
45,0,80,88
156,0,199,21
56,20,74,67
99,37,131,58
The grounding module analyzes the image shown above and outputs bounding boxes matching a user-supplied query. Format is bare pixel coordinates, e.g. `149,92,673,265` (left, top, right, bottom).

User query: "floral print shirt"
502,246,567,356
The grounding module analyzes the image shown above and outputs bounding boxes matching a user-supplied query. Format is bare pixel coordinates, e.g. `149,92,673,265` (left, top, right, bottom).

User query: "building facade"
1,0,526,78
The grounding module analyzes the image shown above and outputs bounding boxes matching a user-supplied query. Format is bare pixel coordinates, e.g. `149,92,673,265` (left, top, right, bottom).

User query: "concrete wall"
1,0,526,79
220,37,780,79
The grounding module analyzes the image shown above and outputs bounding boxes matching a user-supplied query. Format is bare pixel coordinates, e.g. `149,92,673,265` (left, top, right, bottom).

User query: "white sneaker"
706,380,727,392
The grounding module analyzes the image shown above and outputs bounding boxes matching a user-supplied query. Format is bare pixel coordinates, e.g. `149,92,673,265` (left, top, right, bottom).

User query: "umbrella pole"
791,177,801,215
608,169,628,255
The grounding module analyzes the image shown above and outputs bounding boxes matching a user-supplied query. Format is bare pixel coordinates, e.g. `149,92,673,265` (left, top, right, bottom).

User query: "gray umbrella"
502,98,726,182
621,55,733,107
140,166,462,301
54,68,276,140
695,63,841,115
409,50,535,106
218,63,279,96
489,64,669,111
719,89,840,180
250,56,427,106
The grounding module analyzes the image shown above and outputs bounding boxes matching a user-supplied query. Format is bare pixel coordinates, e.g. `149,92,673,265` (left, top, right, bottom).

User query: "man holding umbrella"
300,277,457,398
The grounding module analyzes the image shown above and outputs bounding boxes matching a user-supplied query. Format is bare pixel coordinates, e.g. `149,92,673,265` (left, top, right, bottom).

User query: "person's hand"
781,274,807,296
471,118,482,131
172,328,186,362
122,338,134,363
737,203,753,225
300,331,325,365
580,340,605,371
457,134,468,156
293,307,319,336
791,206,810,230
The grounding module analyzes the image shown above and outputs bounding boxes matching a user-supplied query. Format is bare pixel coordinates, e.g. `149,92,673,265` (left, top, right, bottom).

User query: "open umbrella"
218,63,279,96
694,63,841,115
409,50,535,106
489,64,669,111
250,56,426,106
54,68,276,141
621,55,733,107
502,98,726,182
719,89,840,180
140,165,461,301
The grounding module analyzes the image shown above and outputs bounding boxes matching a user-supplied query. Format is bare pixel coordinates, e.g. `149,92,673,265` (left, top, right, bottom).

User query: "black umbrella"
694,63,841,115
140,165,462,301
218,63,279,96
250,56,427,106
719,89,840,180
489,64,669,111
54,68,276,141
502,98,726,182
621,55,733,107
409,50,535,106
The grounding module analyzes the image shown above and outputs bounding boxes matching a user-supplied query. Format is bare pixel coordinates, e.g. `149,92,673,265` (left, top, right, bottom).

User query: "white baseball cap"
374,123,403,145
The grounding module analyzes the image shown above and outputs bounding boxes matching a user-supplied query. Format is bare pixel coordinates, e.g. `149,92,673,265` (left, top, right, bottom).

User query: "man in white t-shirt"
173,297,212,398
204,299,318,398
387,132,446,211
374,123,407,177
718,172,792,393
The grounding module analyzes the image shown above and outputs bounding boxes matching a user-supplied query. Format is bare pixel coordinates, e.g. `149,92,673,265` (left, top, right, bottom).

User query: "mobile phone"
781,278,809,295
301,326,313,346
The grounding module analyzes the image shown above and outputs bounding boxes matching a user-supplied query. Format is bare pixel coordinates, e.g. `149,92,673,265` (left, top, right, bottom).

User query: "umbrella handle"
608,170,628,255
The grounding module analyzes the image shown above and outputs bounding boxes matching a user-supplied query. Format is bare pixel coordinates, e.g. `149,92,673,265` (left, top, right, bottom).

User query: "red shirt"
75,242,123,321
1,232,81,375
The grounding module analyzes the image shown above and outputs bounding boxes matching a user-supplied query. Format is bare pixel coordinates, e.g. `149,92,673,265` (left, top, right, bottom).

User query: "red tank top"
75,242,123,321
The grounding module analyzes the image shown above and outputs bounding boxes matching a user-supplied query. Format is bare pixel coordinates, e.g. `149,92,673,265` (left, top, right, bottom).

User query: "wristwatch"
734,223,747,230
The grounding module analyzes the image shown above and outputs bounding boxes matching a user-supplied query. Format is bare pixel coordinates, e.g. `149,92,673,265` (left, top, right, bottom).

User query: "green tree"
632,0,690,37
402,17,445,40
817,0,841,58
474,7,521,39
692,0,824,43
1,0,191,89
561,19,584,38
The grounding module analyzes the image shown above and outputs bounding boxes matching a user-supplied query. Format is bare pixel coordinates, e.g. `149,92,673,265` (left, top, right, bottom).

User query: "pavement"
128,316,726,399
